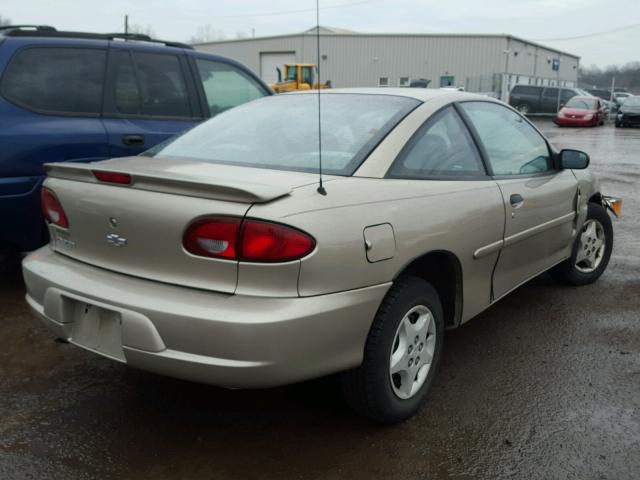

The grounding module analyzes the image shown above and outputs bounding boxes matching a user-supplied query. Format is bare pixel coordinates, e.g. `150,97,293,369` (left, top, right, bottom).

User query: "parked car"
0,25,271,272
23,89,620,423
508,85,583,114
613,91,631,108
554,96,605,127
615,95,640,127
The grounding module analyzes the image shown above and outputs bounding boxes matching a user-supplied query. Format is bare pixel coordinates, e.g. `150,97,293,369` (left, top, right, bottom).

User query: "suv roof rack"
1,25,193,49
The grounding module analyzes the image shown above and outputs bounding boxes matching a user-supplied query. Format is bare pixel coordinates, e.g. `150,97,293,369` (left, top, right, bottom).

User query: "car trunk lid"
44,156,321,293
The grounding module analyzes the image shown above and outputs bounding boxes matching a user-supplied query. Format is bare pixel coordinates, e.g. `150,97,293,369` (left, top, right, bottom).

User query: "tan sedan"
24,89,619,423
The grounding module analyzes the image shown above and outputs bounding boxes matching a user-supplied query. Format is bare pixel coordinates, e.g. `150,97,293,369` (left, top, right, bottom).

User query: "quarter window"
195,59,265,116
459,102,552,176
1,47,106,115
388,106,485,178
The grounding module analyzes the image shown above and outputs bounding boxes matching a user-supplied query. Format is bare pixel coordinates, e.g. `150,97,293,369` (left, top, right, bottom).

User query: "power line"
533,23,640,41
204,0,384,19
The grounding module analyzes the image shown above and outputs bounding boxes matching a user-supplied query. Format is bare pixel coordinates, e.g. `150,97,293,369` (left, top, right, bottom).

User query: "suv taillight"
41,188,69,228
183,217,315,262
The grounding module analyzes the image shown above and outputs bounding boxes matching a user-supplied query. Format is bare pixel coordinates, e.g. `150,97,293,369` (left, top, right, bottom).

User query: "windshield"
565,97,597,109
154,94,419,175
622,96,640,106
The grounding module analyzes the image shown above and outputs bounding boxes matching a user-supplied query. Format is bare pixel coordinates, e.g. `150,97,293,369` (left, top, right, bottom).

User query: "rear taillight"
183,217,241,259
183,217,315,262
41,188,69,228
92,170,132,185
240,219,315,262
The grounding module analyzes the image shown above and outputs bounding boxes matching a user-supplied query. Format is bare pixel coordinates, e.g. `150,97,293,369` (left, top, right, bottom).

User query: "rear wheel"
516,103,531,115
550,203,613,285
340,276,444,423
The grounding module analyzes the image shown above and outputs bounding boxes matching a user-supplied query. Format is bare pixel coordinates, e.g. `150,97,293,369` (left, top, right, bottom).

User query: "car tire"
516,104,531,115
615,122,621,128
340,276,444,423
550,203,613,286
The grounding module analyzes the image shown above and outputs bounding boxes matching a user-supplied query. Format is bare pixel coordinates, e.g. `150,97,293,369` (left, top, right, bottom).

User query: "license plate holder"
69,299,125,362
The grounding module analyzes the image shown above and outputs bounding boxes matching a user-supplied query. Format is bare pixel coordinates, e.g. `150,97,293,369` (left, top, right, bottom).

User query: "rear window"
154,94,419,176
1,47,106,115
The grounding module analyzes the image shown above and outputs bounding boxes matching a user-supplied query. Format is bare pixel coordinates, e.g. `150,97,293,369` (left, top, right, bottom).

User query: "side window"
543,87,559,98
110,51,192,118
195,59,265,116
1,47,106,115
560,89,575,102
111,50,140,115
388,106,485,179
459,102,552,176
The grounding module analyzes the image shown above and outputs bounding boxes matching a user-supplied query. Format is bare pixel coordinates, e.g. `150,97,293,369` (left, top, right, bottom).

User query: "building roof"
303,26,357,34
192,27,580,60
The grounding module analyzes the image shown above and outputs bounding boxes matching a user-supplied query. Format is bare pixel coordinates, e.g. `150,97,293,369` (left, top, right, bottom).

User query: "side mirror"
559,149,589,169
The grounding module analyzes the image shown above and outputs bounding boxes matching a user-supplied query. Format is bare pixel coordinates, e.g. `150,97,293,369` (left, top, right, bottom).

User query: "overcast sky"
3,0,639,67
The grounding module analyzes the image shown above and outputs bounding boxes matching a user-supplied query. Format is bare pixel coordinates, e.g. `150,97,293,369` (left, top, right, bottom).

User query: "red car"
554,96,605,127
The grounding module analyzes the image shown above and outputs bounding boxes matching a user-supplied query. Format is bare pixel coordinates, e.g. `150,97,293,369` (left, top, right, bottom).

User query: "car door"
459,101,579,300
385,105,505,320
541,87,560,113
102,44,203,157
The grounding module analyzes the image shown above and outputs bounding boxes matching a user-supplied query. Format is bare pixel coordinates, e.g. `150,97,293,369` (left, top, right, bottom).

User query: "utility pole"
124,14,129,34
555,56,562,113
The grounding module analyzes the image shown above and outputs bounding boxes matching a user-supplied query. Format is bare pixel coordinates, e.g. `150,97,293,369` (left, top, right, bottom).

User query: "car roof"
569,96,598,100
284,87,491,103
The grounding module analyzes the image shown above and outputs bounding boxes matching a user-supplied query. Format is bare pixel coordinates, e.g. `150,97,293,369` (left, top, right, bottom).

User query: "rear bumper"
22,247,389,388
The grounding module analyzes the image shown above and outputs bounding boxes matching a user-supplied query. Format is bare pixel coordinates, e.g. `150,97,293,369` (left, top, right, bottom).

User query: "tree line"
579,62,640,93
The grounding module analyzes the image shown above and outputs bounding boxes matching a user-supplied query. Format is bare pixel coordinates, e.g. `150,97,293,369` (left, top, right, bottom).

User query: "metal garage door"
260,52,296,84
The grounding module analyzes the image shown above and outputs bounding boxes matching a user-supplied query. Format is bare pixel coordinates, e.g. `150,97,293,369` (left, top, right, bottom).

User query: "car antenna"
315,0,327,195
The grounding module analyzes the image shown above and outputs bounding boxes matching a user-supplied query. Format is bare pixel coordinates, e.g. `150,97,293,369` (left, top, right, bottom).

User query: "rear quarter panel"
248,177,505,323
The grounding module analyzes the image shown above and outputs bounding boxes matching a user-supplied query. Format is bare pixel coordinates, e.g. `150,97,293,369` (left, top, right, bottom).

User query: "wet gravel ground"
1,119,638,480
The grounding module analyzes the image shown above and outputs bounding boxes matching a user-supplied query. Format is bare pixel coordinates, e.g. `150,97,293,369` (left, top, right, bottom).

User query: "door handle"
510,193,524,209
122,134,145,147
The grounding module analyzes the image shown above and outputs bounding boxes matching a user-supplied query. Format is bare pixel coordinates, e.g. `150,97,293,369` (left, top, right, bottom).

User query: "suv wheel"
517,103,531,114
340,276,444,423
550,203,613,285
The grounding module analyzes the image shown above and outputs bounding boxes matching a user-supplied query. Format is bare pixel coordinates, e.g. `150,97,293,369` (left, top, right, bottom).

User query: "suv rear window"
1,47,106,115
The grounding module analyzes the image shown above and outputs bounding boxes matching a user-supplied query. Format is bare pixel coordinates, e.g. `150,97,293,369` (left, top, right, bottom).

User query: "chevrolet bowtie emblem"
106,233,127,247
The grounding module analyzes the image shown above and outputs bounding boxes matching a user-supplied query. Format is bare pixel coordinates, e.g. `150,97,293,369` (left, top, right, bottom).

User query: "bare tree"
189,24,226,44
0,14,11,26
128,23,156,38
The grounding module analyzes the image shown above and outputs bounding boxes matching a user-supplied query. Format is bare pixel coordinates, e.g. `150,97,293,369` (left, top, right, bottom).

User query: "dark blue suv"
0,25,271,269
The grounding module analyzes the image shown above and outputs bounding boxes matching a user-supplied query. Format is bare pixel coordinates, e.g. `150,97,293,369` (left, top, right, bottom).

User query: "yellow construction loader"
270,64,331,93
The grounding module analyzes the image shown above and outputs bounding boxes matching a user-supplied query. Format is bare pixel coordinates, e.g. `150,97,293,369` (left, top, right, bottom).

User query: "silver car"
24,89,620,423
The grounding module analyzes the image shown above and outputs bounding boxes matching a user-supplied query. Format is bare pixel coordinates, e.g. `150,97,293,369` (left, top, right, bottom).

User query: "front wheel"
550,203,613,285
340,276,444,423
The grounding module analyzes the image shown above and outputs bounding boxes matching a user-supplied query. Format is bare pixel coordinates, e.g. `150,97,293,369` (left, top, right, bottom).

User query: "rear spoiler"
44,163,292,204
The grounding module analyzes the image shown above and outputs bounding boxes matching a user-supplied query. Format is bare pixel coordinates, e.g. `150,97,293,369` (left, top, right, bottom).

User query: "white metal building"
194,27,580,100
